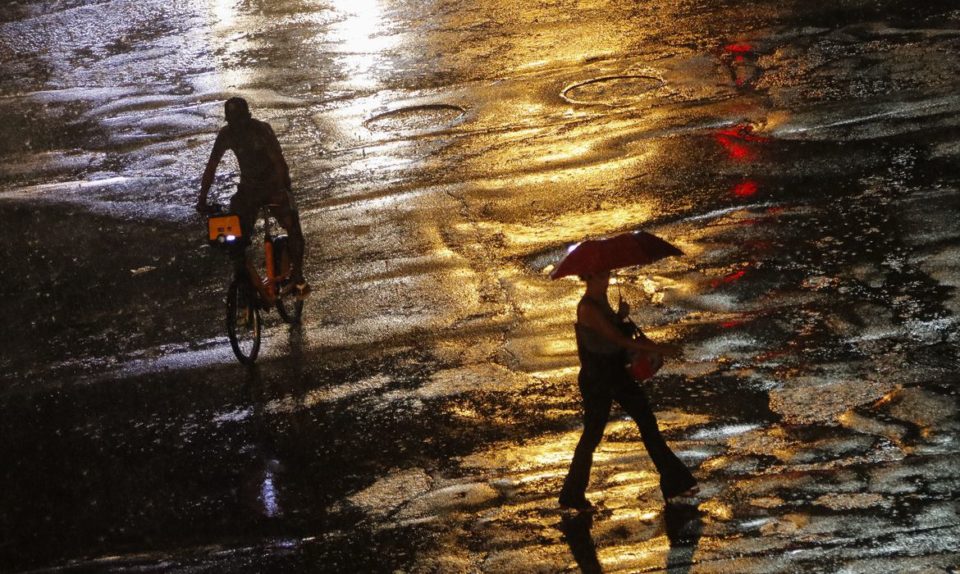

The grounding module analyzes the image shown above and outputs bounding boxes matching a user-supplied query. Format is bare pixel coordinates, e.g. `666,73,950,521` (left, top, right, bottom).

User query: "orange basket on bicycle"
207,213,243,246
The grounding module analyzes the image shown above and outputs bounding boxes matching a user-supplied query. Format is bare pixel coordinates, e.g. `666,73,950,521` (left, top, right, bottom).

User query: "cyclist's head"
225,97,251,125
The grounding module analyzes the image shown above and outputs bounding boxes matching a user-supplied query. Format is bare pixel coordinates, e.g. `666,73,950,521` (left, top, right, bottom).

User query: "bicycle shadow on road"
285,318,306,366
239,366,293,525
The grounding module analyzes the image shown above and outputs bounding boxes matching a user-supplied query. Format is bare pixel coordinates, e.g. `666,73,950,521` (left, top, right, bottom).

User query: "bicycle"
207,205,303,364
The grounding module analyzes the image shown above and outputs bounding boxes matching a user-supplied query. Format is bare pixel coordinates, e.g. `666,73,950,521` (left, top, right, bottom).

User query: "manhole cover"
561,75,663,106
365,104,466,132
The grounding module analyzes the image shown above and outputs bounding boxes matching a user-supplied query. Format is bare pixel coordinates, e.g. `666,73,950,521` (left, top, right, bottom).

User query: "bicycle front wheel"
227,276,261,364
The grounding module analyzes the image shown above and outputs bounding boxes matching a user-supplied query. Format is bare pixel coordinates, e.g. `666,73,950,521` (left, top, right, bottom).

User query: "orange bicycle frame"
244,208,293,305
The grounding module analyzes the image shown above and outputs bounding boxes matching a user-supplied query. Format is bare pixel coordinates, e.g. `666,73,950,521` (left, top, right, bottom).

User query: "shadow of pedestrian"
559,512,603,574
664,502,704,573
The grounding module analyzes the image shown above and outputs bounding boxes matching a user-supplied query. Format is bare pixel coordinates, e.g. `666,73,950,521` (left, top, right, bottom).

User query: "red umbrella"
550,231,683,280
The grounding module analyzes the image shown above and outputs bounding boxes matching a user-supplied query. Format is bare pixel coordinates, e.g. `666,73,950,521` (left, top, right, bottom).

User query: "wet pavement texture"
1,0,959,572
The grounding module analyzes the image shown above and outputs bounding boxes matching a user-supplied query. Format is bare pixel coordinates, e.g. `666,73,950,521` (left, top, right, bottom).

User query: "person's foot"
294,281,312,301
558,494,595,512
662,475,699,503
664,485,699,504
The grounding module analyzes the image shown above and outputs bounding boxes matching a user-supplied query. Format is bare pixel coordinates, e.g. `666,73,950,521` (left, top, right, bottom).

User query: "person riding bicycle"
197,97,311,300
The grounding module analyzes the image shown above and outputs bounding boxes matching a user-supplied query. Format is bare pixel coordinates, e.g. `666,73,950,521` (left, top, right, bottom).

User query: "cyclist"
197,97,311,300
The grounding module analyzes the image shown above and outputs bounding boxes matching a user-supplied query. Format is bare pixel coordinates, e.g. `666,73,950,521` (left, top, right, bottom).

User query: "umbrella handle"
615,274,629,321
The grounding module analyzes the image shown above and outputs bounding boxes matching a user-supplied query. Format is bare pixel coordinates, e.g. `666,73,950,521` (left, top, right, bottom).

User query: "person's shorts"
229,183,299,246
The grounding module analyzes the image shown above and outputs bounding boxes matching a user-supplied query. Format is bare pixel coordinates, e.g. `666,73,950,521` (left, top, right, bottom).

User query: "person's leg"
613,381,696,500
268,190,306,288
228,188,258,274
228,189,274,303
559,379,612,508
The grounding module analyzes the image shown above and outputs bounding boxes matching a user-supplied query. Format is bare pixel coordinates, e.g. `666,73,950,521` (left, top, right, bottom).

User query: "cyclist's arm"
199,129,228,210
264,123,291,190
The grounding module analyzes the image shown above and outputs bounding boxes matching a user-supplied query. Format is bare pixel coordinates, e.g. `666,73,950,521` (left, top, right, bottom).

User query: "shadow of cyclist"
239,367,286,525
283,313,306,358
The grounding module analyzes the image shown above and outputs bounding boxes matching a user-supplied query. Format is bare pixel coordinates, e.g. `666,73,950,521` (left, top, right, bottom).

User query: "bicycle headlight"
208,214,243,246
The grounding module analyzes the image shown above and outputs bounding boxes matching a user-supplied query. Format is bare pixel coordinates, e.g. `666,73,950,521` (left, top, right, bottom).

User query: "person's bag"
625,320,663,381
628,351,663,381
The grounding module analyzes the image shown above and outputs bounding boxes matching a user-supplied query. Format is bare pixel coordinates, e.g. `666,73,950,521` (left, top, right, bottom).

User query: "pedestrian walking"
551,232,698,510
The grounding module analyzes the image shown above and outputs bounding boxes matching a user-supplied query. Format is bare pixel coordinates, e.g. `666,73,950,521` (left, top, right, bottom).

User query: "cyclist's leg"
228,187,265,299
228,186,257,269
268,189,306,287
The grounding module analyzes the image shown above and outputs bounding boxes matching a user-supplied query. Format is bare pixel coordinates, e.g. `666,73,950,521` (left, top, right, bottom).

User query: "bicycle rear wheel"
227,275,261,364
272,235,303,325
276,290,303,325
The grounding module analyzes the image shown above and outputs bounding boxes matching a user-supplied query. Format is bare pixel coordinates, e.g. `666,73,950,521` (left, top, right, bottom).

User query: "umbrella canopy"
550,231,683,280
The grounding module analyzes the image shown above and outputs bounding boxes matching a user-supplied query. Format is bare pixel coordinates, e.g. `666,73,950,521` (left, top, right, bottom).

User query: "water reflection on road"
1,0,959,572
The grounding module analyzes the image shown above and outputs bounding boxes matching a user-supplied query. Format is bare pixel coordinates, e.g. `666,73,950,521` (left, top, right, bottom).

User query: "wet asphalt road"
1,0,959,572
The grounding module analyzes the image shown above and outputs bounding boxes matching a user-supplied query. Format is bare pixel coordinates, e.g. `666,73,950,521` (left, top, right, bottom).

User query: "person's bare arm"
198,129,228,212
578,300,680,356
264,123,291,190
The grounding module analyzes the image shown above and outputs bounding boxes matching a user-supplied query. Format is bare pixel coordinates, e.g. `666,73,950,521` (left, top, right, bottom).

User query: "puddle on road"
561,74,664,106
364,104,467,133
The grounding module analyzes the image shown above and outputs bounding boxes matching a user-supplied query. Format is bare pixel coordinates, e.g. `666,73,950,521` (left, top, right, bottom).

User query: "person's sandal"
664,485,699,504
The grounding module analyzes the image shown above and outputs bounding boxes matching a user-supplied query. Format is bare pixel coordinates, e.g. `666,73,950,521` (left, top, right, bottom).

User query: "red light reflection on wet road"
715,124,767,162
732,180,758,197
724,43,753,54
723,42,757,85
711,268,747,288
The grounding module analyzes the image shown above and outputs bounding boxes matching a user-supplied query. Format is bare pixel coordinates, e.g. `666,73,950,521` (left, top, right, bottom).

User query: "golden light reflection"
605,470,658,486
460,430,579,474
451,405,479,419
471,131,658,192
514,470,565,485
700,499,734,521
527,366,579,380
597,536,670,569
329,0,397,90
700,455,729,473
457,200,655,257
539,141,594,164
609,508,661,522
653,411,712,432
872,388,901,408
515,58,551,71
541,338,577,357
